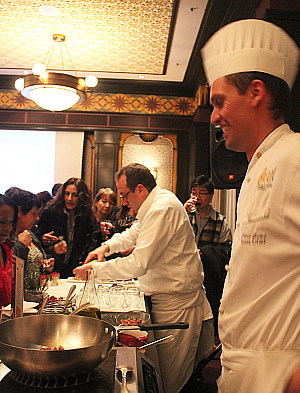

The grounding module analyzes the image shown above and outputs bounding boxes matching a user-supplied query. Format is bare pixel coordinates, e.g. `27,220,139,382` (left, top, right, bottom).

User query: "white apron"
149,289,211,393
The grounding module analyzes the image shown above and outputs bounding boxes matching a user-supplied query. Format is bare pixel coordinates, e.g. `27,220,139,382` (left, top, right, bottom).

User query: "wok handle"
139,322,189,331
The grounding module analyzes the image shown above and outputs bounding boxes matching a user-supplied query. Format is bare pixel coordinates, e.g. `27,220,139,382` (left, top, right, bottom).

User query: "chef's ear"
136,183,147,197
249,79,267,108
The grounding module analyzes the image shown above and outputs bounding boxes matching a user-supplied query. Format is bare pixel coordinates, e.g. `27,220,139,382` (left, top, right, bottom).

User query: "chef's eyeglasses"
120,187,136,199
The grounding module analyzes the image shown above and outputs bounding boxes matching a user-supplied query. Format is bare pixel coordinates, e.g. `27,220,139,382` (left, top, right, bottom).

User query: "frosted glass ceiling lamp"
21,72,87,112
15,34,98,112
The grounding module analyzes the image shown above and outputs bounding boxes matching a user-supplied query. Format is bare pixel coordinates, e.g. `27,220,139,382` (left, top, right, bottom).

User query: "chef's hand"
18,230,32,247
42,231,59,246
84,244,110,263
73,262,94,280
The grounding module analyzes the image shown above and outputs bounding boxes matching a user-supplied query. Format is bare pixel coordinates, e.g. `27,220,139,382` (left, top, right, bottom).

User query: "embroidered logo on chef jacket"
241,232,267,245
257,167,276,191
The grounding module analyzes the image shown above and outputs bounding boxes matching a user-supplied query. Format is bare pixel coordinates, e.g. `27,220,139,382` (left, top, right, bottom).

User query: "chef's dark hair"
191,175,214,194
116,163,156,192
225,72,290,121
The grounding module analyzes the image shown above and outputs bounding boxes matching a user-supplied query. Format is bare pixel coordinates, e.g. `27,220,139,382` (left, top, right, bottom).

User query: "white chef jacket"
218,124,300,393
93,185,206,296
91,185,212,392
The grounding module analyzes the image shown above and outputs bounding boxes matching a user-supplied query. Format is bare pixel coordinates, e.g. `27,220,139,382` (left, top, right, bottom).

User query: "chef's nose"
211,108,221,126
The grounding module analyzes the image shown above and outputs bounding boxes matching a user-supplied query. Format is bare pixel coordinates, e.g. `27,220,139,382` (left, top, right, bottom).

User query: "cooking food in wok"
0,315,115,377
0,314,189,378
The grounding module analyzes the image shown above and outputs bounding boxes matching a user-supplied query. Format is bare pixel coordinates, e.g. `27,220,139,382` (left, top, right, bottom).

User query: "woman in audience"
106,204,137,259
93,187,117,242
93,187,116,226
78,188,117,262
0,194,17,308
32,191,52,231
35,178,98,278
51,183,62,198
112,204,137,234
36,191,52,213
5,187,55,292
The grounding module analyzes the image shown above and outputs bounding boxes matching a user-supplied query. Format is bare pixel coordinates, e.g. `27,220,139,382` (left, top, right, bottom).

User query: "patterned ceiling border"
0,90,196,116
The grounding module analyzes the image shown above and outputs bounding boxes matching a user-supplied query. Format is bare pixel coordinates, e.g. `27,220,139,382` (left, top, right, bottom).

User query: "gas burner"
9,367,102,388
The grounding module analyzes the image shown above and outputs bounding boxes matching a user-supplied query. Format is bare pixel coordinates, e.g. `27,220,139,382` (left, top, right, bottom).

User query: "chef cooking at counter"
74,162,212,393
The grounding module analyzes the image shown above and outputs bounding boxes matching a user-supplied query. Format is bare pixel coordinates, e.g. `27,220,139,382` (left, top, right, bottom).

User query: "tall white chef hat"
201,19,300,89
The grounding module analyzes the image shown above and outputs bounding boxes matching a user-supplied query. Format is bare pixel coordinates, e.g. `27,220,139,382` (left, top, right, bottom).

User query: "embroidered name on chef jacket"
241,232,267,245
257,167,276,191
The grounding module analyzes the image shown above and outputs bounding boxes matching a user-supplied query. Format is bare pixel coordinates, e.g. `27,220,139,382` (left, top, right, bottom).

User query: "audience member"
74,163,212,393
112,204,137,234
5,187,54,292
35,177,98,278
79,188,117,260
108,204,137,258
201,19,300,392
184,175,232,335
36,191,52,212
93,187,116,241
33,191,52,229
0,194,17,308
51,183,62,197
93,187,116,223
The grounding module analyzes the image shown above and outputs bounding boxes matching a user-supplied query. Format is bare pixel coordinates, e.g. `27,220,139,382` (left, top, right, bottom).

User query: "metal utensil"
69,301,90,316
62,284,76,312
115,365,133,393
38,294,49,315
138,334,175,350
41,276,49,292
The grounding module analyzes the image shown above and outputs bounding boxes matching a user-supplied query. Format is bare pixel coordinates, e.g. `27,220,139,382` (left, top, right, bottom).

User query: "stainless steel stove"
0,347,163,393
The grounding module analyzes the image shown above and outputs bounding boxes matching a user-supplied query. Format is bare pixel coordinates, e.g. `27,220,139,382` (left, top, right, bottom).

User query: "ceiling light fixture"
38,5,60,16
15,34,98,111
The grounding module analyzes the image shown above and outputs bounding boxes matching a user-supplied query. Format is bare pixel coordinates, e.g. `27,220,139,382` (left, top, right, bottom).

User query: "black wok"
0,314,188,378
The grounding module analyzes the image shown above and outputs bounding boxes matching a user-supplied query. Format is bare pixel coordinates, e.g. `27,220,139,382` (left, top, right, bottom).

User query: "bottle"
78,268,101,319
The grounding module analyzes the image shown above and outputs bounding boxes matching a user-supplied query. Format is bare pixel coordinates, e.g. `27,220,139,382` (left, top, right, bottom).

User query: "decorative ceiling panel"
0,0,175,75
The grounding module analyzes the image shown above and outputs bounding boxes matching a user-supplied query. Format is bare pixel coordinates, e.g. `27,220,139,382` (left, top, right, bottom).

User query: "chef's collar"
136,185,160,221
248,124,292,170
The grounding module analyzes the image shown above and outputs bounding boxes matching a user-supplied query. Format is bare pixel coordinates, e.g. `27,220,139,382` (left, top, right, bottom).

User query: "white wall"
54,131,84,185
0,129,84,194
